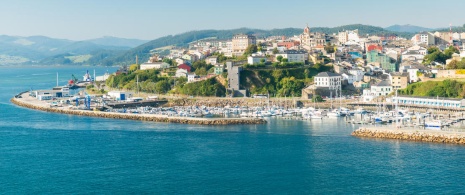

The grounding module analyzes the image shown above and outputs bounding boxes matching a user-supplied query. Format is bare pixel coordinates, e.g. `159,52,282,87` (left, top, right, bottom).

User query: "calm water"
1,66,465,194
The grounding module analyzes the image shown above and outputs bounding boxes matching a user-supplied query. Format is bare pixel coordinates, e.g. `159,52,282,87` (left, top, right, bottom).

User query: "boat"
425,120,443,129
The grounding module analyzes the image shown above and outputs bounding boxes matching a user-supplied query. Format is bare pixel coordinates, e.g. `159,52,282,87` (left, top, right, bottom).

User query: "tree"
324,43,335,54
243,44,258,56
277,55,283,62
129,64,139,73
312,95,324,102
282,58,289,63
195,67,208,76
260,58,266,64
273,47,279,54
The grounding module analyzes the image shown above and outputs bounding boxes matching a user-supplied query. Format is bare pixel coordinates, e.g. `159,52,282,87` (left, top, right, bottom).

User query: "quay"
352,127,465,145
11,92,267,126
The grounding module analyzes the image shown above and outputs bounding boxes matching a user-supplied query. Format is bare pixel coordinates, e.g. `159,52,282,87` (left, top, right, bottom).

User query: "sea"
1,66,465,194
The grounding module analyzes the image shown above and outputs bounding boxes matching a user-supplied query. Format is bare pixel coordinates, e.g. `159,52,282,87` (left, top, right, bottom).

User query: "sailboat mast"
56,72,58,87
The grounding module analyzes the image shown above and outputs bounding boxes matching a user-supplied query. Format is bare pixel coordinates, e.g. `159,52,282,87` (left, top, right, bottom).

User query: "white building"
342,73,355,84
314,72,342,90
362,80,392,102
391,96,465,109
275,50,306,63
140,62,170,70
411,32,435,45
401,64,427,83
107,91,133,101
187,73,198,83
206,56,218,65
247,55,267,65
32,87,70,100
175,68,188,78
348,68,365,82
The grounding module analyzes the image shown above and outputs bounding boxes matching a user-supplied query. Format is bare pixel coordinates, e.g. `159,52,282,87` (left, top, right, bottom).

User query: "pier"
11,92,267,126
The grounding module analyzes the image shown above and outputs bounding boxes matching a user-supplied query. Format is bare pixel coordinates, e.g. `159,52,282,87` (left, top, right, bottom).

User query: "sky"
1,0,464,41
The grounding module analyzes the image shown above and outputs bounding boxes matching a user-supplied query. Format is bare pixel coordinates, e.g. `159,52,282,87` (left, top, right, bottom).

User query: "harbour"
2,66,465,194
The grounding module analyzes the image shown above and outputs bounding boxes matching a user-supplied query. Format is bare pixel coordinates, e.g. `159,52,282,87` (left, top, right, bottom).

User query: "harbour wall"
11,97,267,126
352,127,465,145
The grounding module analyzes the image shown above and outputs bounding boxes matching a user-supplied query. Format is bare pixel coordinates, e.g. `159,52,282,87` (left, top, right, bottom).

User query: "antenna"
450,23,453,44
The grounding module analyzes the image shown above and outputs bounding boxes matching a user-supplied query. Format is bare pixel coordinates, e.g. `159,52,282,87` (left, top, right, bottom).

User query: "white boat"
425,120,442,129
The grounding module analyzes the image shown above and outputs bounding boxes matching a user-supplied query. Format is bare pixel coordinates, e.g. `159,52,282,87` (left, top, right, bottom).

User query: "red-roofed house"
177,64,192,72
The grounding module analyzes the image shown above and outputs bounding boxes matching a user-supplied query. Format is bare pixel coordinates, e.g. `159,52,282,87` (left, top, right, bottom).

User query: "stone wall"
11,98,267,126
352,128,465,145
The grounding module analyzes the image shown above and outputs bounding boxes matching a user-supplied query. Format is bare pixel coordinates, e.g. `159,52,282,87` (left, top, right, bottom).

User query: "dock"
11,92,267,126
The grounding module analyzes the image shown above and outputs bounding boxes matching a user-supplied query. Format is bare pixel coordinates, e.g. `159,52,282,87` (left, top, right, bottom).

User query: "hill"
103,24,410,66
385,24,433,33
85,36,148,48
0,35,144,65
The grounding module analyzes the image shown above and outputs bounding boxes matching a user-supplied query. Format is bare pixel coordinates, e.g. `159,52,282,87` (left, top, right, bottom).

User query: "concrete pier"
352,127,465,145
11,93,267,126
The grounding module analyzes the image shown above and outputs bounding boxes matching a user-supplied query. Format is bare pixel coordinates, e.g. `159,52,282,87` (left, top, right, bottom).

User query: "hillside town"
95,24,465,110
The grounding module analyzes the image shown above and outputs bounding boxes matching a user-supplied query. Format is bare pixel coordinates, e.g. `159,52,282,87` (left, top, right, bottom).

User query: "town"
77,24,465,111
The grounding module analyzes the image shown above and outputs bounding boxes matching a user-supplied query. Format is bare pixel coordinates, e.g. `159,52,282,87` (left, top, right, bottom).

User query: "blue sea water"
1,66,465,194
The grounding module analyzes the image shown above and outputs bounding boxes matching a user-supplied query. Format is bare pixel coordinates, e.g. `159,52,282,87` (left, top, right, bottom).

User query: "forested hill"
100,24,412,66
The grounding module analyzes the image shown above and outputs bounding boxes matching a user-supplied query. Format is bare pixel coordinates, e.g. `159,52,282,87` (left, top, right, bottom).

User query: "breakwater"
352,127,465,145
11,97,266,125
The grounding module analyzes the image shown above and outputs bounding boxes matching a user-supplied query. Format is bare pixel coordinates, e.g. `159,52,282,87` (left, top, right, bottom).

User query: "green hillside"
399,79,465,98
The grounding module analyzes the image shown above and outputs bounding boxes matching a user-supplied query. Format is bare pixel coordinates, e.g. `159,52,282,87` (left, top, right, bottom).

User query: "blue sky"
1,0,464,40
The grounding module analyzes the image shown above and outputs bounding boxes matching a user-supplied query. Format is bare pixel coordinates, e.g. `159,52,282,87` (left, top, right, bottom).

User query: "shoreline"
352,127,465,145
11,93,267,126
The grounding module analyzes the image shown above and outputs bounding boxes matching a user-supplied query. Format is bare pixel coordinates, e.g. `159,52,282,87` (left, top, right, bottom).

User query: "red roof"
177,64,191,72
367,45,383,52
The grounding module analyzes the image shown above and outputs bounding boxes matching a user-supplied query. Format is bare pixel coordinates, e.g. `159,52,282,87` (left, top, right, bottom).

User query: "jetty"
352,127,465,145
11,92,267,126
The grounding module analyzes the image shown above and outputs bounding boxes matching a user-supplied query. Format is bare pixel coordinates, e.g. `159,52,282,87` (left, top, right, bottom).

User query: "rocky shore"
352,127,465,145
11,96,267,126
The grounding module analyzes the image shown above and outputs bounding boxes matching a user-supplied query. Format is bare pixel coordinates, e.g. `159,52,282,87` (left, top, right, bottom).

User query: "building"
314,72,342,90
175,68,188,78
206,56,218,65
342,73,355,84
366,50,397,72
140,62,170,70
214,65,224,75
107,91,133,101
391,96,465,108
32,87,70,100
434,31,452,45
177,64,192,73
300,25,326,50
247,55,267,65
411,32,435,45
275,50,307,63
389,72,409,89
226,61,247,97
338,29,360,45
401,64,428,83
232,34,256,56
348,68,365,82
362,80,392,102
401,45,427,63
187,73,199,83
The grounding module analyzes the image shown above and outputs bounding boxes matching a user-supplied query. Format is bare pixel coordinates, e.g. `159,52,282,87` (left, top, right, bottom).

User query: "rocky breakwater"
352,127,465,145
11,97,267,125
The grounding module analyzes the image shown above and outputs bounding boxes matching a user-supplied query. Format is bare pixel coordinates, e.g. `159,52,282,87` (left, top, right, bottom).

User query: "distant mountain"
0,24,416,66
0,35,134,65
385,24,433,33
101,24,412,66
85,36,148,48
